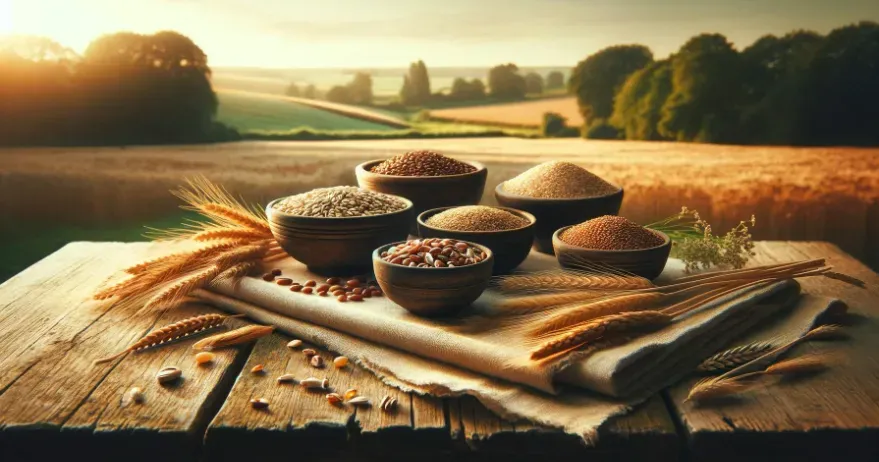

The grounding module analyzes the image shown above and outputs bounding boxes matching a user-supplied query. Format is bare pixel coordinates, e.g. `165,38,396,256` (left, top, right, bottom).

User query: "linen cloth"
199,252,843,443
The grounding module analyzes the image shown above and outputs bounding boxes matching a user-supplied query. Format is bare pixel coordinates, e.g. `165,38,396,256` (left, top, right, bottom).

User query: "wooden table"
0,241,877,462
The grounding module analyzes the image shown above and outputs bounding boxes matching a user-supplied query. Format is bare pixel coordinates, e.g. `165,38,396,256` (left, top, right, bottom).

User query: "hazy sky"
2,0,877,68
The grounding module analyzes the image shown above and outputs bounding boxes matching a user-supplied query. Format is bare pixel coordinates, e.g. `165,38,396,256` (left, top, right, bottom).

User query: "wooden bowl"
416,206,535,275
372,241,494,317
355,159,488,233
494,183,623,254
552,227,671,280
266,196,413,276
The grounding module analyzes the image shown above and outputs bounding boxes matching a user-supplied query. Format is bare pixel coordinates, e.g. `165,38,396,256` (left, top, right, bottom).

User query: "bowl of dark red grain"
494,161,623,254
553,215,671,280
355,151,487,233
416,205,535,275
266,186,413,276
372,238,494,317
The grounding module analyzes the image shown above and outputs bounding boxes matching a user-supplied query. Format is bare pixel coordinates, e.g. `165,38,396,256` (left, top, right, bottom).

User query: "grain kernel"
304,280,317,287
349,396,370,406
303,348,317,357
271,269,282,276
346,279,360,288
277,374,296,383
250,398,269,409
326,393,343,405
310,355,325,368
156,367,181,385
302,287,313,294
337,294,348,302
275,278,293,286
344,388,358,400
262,273,275,281
287,339,303,349
290,284,303,292
333,356,349,368
195,351,215,365
349,294,363,302
251,364,265,374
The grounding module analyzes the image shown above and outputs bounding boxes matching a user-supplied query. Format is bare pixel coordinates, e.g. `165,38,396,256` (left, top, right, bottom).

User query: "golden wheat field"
1,138,878,270
431,96,583,127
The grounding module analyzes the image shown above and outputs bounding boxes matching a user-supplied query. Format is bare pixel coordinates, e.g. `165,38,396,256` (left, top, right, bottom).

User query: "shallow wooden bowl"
552,227,671,280
416,206,535,275
372,241,494,317
266,196,413,276
355,159,488,233
494,182,623,254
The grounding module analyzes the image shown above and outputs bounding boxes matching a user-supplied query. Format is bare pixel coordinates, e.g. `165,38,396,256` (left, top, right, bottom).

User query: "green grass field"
217,90,397,132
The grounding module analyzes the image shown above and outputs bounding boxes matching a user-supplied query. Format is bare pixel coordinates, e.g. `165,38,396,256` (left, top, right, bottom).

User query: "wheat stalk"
763,354,829,376
530,311,672,360
698,341,776,372
685,375,763,402
198,203,272,235
94,313,243,364
495,291,609,314
217,261,257,281
530,292,665,336
144,265,223,310
192,324,274,351
192,228,270,242
687,353,830,402
822,271,866,288
496,270,654,293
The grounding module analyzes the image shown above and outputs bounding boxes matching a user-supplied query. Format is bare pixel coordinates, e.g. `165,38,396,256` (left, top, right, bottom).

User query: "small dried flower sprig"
647,207,756,273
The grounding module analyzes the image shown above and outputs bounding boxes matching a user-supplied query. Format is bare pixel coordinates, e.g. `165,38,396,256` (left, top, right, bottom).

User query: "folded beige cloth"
199,252,842,443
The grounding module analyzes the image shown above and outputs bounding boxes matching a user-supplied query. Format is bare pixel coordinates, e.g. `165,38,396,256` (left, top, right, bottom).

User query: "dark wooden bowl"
266,196,413,276
372,241,494,317
355,159,488,234
494,182,623,254
552,227,671,280
416,206,535,275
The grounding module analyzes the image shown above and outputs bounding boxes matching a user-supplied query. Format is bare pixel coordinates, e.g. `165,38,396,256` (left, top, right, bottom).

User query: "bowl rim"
356,158,487,180
494,181,623,203
372,239,494,271
416,205,536,235
265,193,414,221
552,225,671,254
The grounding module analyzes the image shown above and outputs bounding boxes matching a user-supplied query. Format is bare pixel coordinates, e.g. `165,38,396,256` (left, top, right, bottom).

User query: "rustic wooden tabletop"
0,241,876,462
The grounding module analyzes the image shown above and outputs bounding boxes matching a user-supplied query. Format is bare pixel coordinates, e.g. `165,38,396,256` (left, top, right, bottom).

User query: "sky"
1,0,878,68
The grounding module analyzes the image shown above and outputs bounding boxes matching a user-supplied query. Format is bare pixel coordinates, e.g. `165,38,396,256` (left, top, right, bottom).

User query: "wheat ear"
192,324,274,351
217,261,257,280
143,265,222,310
685,376,763,402
687,353,830,402
698,341,776,372
822,271,866,288
530,311,672,360
94,313,243,364
192,228,271,242
496,270,654,293
530,292,664,337
199,203,271,235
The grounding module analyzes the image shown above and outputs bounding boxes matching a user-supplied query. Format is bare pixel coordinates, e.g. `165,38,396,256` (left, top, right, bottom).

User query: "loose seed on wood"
299,377,325,389
121,387,144,407
276,374,297,384
275,278,293,286
379,395,398,412
251,364,265,374
333,356,349,368
303,348,317,357
326,393,343,405
195,351,215,365
344,388,358,400
310,355,325,368
322,378,330,389
156,367,182,385
348,396,370,406
250,398,269,410
287,339,303,349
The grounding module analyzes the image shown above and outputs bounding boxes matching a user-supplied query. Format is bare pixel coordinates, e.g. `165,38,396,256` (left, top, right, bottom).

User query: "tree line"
570,21,879,145
0,32,235,146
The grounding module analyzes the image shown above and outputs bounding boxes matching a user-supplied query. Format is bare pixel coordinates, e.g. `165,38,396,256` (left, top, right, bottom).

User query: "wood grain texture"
667,241,879,462
0,242,250,462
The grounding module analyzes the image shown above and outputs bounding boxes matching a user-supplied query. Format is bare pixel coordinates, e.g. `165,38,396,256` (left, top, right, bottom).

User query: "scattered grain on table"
502,161,618,199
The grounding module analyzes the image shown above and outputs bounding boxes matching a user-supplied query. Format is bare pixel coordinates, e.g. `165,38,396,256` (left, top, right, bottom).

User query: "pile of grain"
425,206,528,232
502,161,617,198
370,150,476,176
273,186,406,217
560,215,664,250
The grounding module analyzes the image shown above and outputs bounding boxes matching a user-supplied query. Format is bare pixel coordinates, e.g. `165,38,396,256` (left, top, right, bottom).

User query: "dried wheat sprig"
115,241,242,283
685,375,763,402
698,341,776,372
495,291,609,315
530,311,672,360
495,270,654,293
217,261,257,281
197,203,271,235
687,353,830,402
530,292,665,336
192,324,274,351
94,313,243,364
763,354,829,376
192,228,270,242
670,259,825,284
143,265,222,310
213,242,271,269
822,271,866,288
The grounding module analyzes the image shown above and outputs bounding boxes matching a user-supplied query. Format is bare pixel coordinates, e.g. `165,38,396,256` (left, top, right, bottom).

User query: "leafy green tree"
400,60,431,105
541,112,567,136
347,72,373,105
611,60,673,140
525,72,544,94
801,21,879,145
569,45,653,126
285,82,301,97
449,78,486,101
658,34,743,142
302,84,317,99
546,71,565,90
487,63,526,99
325,85,352,104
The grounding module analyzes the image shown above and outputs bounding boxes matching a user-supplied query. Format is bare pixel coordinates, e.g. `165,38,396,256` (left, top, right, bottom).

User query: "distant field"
216,89,401,132
431,96,582,128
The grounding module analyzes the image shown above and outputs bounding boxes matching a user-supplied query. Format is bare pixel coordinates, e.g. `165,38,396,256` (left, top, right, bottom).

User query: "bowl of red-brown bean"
372,238,494,317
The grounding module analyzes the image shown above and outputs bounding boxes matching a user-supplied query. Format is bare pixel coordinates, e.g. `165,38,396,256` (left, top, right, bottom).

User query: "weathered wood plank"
0,242,249,462
667,241,879,462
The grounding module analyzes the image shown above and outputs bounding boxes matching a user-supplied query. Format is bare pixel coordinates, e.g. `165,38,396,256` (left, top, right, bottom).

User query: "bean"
275,278,293,286
271,269,282,276
302,287,313,294
290,284,303,292
346,279,361,288
304,280,317,287
337,294,348,302
326,277,341,285
349,294,363,302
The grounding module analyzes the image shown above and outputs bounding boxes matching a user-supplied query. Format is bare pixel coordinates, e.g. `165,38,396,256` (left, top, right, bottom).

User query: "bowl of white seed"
267,186,413,275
